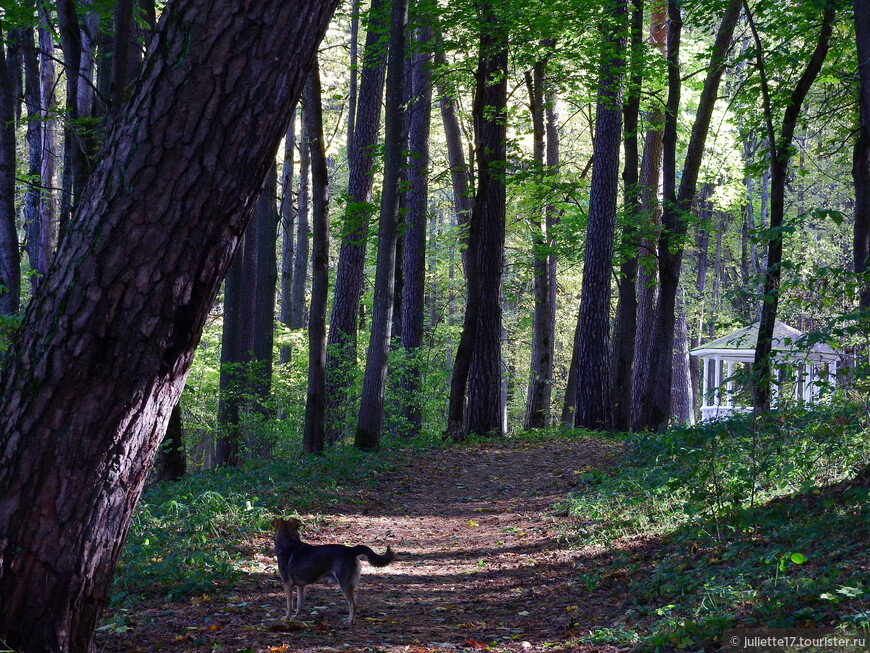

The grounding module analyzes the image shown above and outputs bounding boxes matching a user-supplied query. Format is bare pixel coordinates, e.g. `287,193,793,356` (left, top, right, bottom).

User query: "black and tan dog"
271,517,395,625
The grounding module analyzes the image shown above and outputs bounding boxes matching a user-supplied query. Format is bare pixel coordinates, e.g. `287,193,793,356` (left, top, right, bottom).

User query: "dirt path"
98,437,628,653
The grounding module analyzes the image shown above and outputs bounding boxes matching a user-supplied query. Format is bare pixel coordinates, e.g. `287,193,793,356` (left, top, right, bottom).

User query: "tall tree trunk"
292,126,311,330
22,26,44,295
37,27,58,278
573,0,627,431
854,0,870,309
0,0,336,649
634,0,741,432
279,113,296,365
670,286,693,423
401,23,434,437
523,43,560,431
356,0,408,450
750,3,835,411
465,1,508,439
0,36,19,315
215,239,244,467
248,163,279,453
610,0,643,432
325,0,390,442
303,58,331,455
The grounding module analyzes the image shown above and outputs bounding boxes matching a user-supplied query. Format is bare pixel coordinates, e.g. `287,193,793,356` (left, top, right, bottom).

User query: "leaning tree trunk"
0,1,337,650
750,4,834,411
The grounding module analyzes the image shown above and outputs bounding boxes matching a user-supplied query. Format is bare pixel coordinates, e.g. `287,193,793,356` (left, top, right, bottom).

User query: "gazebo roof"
690,321,838,359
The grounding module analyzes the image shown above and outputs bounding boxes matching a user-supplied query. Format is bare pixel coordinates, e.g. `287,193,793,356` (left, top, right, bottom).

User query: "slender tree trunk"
0,36,19,315
610,0,643,432
303,58,331,455
215,241,244,467
22,26,44,295
629,0,666,431
292,126,311,330
38,26,58,276
750,3,835,411
356,0,408,450
523,44,560,430
326,0,390,442
249,163,279,453
279,113,297,365
635,0,741,431
670,286,693,423
854,0,870,309
573,0,627,431
466,0,508,438
401,23,434,436
0,1,336,649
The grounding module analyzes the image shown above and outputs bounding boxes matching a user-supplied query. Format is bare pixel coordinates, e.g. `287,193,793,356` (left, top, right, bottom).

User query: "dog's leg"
292,584,306,619
339,581,357,625
282,581,294,620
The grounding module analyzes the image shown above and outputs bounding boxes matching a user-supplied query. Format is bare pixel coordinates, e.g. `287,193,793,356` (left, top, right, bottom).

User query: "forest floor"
97,436,646,653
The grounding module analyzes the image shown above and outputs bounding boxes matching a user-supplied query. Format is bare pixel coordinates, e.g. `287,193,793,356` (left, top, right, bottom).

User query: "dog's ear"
288,517,302,529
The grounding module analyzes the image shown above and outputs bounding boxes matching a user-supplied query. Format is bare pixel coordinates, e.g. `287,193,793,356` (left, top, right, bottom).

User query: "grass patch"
562,403,870,649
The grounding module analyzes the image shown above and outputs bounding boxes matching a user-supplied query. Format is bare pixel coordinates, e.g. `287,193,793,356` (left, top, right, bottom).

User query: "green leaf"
789,552,807,564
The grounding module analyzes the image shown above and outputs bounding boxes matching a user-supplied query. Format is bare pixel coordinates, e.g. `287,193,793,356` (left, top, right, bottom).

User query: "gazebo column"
725,359,734,408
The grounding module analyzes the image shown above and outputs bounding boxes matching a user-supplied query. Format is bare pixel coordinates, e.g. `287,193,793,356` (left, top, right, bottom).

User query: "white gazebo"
690,321,840,422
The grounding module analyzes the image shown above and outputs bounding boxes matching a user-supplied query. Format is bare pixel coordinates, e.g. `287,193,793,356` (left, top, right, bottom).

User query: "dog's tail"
353,545,395,567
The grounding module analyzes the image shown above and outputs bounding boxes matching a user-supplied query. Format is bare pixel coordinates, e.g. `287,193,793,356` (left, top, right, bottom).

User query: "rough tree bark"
465,0,509,438
573,0,627,431
0,1,337,649
325,0,390,442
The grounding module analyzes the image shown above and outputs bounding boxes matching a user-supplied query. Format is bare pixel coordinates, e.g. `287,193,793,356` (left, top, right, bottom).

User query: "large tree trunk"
465,1,508,439
356,0,408,450
573,0,627,431
303,59,331,455
325,0,390,442
0,1,336,650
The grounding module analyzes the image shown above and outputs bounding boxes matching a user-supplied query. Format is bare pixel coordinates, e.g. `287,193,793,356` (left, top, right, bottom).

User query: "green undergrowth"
110,441,412,607
562,404,870,650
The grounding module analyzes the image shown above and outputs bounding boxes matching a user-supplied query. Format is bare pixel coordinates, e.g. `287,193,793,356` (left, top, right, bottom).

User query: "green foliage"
561,408,870,648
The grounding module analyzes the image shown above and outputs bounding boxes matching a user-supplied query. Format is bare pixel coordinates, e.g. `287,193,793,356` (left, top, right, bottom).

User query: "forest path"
99,436,631,653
